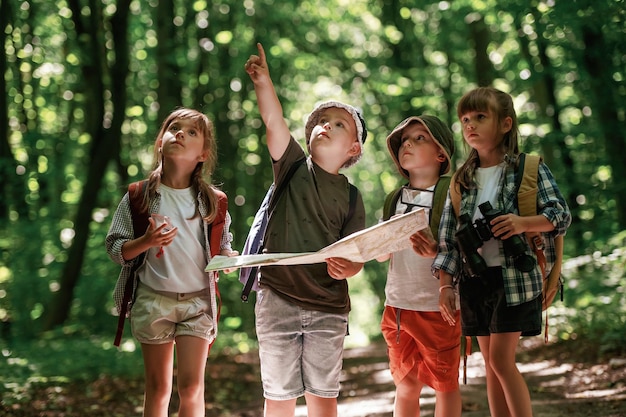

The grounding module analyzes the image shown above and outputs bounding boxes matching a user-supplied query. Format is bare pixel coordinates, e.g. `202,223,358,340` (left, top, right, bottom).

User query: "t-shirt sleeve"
272,136,307,188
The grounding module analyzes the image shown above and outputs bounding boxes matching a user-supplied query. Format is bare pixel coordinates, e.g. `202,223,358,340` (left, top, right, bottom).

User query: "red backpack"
114,180,228,348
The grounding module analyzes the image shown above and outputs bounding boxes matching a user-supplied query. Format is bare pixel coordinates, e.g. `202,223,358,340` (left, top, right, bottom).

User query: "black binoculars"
455,201,535,277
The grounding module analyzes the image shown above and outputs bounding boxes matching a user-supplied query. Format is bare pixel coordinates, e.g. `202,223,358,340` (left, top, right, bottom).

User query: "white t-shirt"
474,163,505,267
384,186,459,311
140,185,207,292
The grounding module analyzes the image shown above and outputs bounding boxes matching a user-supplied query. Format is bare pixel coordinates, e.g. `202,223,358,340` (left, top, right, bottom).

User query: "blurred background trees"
1,0,624,354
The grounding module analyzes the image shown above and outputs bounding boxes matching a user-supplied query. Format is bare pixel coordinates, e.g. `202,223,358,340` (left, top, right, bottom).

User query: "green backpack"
383,174,468,382
382,174,452,237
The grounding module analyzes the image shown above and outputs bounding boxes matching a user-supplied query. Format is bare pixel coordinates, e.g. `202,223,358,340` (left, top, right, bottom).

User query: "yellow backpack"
450,154,564,340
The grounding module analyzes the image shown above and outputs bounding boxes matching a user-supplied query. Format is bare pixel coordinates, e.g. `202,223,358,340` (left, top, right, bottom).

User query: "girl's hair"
140,108,219,222
455,87,520,191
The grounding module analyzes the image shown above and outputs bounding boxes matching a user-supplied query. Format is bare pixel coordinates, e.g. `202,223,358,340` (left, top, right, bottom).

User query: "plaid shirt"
105,188,233,339
432,160,571,306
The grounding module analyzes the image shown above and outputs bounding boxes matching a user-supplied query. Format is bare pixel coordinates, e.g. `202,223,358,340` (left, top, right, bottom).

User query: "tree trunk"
156,0,181,121
0,0,28,220
581,24,626,230
468,14,494,87
0,0,11,219
515,9,581,252
43,0,131,330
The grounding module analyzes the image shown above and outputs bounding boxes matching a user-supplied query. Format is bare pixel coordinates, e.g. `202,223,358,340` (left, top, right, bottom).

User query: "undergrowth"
2,241,625,406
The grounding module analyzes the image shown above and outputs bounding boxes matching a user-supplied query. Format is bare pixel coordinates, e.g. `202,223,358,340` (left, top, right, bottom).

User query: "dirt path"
222,339,626,417
2,339,625,416
331,340,626,417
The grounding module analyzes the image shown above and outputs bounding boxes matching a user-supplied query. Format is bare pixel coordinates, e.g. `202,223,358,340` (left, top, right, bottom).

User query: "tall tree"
580,23,626,229
467,13,495,87
43,0,132,330
0,0,29,221
156,0,182,121
0,0,12,219
513,6,581,251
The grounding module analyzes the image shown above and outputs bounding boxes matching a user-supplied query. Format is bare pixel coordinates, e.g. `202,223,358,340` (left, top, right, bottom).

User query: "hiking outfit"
255,137,366,400
432,159,570,336
381,182,461,392
105,184,233,344
381,115,461,393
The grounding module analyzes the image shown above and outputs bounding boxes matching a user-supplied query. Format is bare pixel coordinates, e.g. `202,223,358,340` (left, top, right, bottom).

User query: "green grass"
1,328,144,402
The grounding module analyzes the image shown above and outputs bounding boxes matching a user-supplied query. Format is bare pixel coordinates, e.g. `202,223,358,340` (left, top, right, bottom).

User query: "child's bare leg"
175,335,210,417
264,398,297,417
478,335,512,417
141,342,175,417
434,389,462,417
489,332,533,417
304,393,337,417
393,372,423,417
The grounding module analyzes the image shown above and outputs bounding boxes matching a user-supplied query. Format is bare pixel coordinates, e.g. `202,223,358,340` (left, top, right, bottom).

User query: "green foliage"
1,0,625,360
0,328,144,407
552,234,626,356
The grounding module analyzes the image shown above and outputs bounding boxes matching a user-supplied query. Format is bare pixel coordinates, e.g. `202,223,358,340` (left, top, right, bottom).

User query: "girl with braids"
106,108,237,417
433,87,570,417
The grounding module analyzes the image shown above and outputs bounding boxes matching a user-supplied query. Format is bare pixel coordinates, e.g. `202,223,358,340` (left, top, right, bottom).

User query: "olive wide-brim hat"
386,115,455,178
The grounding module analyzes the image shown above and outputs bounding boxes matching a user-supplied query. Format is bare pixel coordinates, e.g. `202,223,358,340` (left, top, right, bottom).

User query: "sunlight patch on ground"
295,392,395,417
566,388,626,400
342,364,391,383
517,360,572,376
464,352,487,379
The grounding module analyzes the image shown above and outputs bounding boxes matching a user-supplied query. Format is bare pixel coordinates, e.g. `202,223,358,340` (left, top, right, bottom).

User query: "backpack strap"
340,183,358,238
382,188,402,221
516,154,548,277
207,190,228,258
430,174,451,236
382,174,451,236
240,157,306,302
206,190,228,354
269,158,306,212
516,153,540,217
114,180,148,347
516,153,543,251
129,180,150,238
449,171,462,218
347,184,358,222
516,154,546,271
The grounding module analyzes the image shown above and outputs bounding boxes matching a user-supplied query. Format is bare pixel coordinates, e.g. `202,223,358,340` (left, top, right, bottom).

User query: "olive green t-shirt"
260,137,366,314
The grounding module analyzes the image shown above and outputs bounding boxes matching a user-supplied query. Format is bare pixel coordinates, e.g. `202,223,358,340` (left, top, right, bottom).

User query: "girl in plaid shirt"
433,87,570,417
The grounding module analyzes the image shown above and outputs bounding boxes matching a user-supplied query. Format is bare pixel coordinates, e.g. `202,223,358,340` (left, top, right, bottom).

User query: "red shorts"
381,307,461,392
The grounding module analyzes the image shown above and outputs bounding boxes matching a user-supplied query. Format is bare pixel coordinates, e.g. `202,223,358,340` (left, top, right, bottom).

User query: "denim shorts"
459,267,542,337
130,282,215,344
254,289,349,400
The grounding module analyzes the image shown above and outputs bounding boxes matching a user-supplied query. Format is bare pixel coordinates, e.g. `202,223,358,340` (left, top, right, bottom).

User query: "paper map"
205,209,428,272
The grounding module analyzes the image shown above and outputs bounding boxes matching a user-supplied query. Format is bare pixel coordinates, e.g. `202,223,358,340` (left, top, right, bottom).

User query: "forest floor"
1,337,625,417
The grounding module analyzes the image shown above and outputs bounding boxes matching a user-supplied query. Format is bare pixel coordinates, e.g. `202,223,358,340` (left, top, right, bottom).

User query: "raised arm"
245,43,290,160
